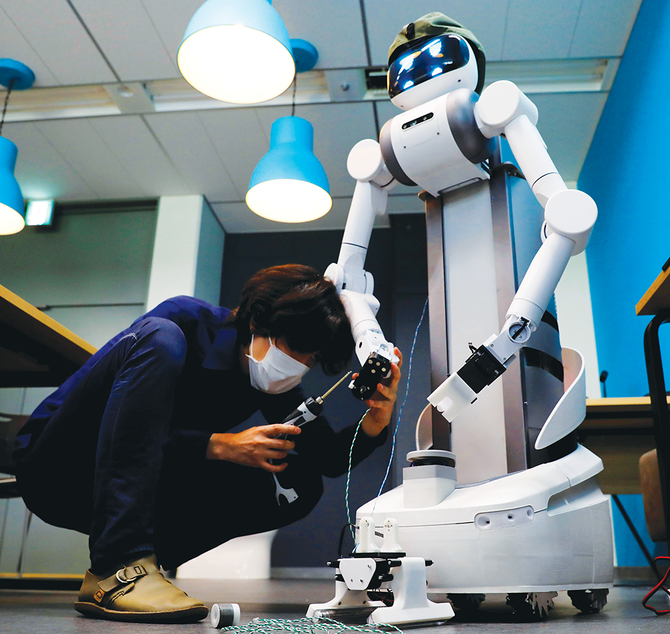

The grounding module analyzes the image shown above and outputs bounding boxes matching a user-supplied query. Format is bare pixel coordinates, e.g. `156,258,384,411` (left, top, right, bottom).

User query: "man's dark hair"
227,264,354,375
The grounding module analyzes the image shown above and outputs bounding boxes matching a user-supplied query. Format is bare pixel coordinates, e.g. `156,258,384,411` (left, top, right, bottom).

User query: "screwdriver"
271,371,352,506
279,371,352,428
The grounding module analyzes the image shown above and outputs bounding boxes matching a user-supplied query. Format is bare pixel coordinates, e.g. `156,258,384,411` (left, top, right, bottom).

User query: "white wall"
146,195,224,310
554,250,601,399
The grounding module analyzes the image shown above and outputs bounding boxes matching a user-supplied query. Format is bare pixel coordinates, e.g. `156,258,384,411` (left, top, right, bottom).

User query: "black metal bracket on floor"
644,308,670,561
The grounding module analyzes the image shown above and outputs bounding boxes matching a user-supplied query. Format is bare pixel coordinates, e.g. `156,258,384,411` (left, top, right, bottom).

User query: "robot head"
387,13,486,111
388,34,478,110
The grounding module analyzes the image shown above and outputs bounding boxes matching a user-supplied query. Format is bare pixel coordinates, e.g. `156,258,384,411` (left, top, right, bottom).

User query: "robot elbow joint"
543,190,598,255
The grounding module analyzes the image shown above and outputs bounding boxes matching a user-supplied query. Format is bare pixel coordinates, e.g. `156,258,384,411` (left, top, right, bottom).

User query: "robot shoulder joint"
474,80,538,137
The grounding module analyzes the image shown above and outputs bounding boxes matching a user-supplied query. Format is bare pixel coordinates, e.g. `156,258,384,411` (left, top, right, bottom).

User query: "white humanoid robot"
309,13,613,625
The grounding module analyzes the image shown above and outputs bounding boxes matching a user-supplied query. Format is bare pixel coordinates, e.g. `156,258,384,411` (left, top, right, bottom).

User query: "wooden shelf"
637,264,670,315
580,397,665,494
0,284,96,387
582,396,660,431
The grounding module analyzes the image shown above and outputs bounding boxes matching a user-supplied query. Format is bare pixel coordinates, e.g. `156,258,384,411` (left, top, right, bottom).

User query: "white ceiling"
0,0,643,233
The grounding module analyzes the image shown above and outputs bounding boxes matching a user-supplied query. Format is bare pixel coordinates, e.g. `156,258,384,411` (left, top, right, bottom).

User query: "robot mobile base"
308,444,613,624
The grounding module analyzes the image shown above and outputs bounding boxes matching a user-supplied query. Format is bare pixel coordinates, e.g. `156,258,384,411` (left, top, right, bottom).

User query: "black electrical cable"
337,523,356,558
291,76,297,118
0,77,16,137
643,556,670,615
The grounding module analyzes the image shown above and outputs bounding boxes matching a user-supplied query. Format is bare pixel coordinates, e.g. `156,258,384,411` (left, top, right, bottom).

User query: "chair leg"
612,494,659,578
16,506,33,578
0,500,8,562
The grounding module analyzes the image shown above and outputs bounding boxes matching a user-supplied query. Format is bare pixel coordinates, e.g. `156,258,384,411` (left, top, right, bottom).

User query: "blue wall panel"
612,494,655,567
579,0,670,396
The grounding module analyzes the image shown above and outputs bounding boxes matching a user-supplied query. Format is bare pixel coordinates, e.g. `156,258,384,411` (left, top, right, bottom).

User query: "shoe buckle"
116,569,131,584
116,564,146,584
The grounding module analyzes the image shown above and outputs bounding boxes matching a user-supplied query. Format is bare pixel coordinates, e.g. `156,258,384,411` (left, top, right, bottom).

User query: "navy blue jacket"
15,296,386,477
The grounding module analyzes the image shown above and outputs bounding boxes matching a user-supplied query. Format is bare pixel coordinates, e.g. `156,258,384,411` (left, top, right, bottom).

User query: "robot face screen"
388,34,471,100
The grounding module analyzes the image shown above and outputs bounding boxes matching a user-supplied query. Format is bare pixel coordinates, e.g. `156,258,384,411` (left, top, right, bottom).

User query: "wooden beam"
0,284,96,367
637,262,670,315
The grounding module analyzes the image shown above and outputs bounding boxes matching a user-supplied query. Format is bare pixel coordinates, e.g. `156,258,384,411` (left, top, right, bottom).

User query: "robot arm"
428,81,598,422
326,140,399,400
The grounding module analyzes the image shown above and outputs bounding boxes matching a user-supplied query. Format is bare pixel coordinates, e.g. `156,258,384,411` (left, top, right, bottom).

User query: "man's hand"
206,424,301,472
358,347,403,438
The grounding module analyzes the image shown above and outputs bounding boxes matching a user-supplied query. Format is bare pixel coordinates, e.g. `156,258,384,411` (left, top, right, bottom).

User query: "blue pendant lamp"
246,116,332,222
0,59,34,235
246,40,332,223
178,0,295,104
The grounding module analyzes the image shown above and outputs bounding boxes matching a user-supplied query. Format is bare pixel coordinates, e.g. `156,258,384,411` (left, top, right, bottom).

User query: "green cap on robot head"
388,12,486,95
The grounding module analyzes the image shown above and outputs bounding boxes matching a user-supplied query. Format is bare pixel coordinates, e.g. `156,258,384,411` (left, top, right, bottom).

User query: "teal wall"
579,0,670,397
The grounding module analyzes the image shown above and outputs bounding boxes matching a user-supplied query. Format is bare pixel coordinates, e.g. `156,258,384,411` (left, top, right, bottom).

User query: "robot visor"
388,34,471,100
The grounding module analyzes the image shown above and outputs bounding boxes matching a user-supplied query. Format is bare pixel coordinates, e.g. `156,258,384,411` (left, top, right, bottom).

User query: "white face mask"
246,335,310,394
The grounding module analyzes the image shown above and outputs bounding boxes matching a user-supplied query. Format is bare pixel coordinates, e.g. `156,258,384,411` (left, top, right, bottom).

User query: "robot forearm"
429,228,588,421
327,140,398,400
427,245,568,420
337,289,399,401
428,81,600,423
336,180,388,286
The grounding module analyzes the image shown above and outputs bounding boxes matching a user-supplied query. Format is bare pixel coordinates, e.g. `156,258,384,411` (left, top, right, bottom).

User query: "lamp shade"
177,0,295,104
0,137,25,235
246,116,332,223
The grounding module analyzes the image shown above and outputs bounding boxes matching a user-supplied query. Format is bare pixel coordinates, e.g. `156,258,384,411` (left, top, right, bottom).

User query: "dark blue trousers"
16,317,322,572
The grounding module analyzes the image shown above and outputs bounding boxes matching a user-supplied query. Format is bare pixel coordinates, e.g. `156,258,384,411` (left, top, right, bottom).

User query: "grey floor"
1,577,670,634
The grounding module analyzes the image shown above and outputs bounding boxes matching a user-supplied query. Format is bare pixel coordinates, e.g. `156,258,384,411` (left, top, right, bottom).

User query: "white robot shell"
389,36,480,111
380,88,496,196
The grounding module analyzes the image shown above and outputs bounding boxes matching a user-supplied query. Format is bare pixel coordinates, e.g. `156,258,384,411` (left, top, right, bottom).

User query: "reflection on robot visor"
388,34,470,99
